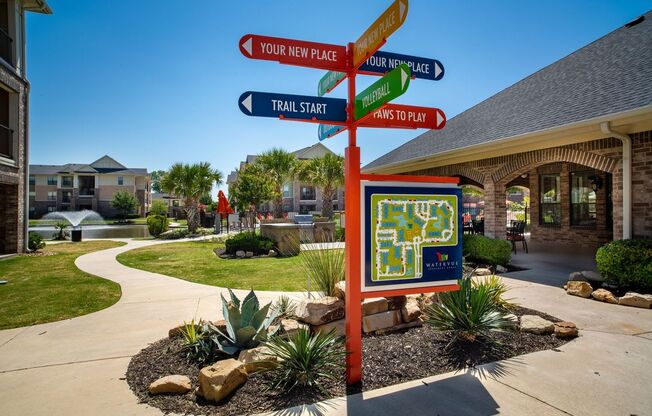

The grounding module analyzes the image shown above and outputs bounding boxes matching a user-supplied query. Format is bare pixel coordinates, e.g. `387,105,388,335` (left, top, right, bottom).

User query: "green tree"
297,153,344,219
150,169,167,193
255,148,297,218
150,199,168,216
229,164,275,231
160,162,223,233
111,191,139,220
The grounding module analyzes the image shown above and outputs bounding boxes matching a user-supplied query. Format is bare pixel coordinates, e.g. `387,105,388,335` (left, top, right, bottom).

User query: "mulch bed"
126,306,570,415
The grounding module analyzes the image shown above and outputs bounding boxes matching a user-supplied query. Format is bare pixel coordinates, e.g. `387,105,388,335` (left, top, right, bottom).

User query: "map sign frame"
361,181,462,293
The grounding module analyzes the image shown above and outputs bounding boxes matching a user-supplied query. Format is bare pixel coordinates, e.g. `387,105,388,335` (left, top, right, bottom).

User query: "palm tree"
255,148,297,218
297,153,344,219
160,162,223,233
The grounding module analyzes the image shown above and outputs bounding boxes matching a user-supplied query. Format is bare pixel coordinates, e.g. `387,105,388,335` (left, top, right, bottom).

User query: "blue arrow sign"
318,124,347,141
359,50,444,81
238,91,347,123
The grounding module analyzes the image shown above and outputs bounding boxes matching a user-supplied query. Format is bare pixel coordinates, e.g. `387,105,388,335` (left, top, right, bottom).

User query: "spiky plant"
426,275,513,346
300,243,344,297
271,295,297,320
473,274,515,311
178,319,213,363
264,328,345,393
208,289,278,356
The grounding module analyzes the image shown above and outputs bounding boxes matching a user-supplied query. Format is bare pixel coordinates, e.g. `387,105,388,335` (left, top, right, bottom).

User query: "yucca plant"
208,289,278,356
426,275,513,346
178,319,213,363
473,274,515,311
271,295,297,320
264,328,345,393
300,243,344,297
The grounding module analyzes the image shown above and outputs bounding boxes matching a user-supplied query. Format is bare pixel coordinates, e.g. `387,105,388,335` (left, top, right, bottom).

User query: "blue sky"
26,1,650,191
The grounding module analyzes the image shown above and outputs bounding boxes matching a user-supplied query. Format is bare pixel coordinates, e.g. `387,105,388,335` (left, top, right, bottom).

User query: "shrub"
147,214,168,237
207,289,278,356
28,232,45,251
335,227,345,242
111,191,139,220
224,232,274,255
159,228,190,240
300,243,344,297
52,221,69,241
596,239,652,290
463,234,512,266
425,275,513,345
150,200,168,216
264,328,345,393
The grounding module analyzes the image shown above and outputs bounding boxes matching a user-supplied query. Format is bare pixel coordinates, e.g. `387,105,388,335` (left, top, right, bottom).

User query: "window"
62,190,72,204
118,176,124,186
47,191,56,201
299,204,316,214
0,87,12,159
539,174,560,225
570,171,597,227
61,176,73,187
300,185,316,200
28,191,35,198
47,175,57,186
282,183,292,198
28,175,35,185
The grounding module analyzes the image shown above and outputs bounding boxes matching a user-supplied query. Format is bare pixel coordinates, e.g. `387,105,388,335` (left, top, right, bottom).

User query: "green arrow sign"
318,70,346,96
354,63,410,120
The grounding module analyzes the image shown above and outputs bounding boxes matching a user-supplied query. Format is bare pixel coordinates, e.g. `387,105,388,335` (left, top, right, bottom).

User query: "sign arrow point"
435,62,442,78
242,37,253,56
436,110,445,128
401,68,408,88
241,94,252,114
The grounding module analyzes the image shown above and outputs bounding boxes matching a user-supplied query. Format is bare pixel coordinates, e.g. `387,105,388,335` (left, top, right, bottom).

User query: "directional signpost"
239,0,459,386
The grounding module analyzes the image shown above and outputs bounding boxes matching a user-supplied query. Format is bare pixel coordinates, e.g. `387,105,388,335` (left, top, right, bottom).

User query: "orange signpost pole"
344,42,363,385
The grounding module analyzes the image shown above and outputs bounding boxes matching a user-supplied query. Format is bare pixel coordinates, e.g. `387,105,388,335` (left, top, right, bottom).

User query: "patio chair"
472,219,484,235
506,220,528,254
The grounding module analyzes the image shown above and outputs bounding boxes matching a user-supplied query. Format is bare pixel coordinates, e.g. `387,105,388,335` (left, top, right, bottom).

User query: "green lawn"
117,241,308,292
0,241,125,330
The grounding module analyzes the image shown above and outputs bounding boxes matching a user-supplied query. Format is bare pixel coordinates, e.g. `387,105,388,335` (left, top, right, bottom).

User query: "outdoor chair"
506,220,528,254
472,219,484,235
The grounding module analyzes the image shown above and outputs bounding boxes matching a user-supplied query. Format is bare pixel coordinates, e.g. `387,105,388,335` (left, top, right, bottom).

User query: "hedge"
462,234,512,266
596,239,652,291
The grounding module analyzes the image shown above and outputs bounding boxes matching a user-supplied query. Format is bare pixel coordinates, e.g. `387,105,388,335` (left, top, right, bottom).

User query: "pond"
29,224,151,240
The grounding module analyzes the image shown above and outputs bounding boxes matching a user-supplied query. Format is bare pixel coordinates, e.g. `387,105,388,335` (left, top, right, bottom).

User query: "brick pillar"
612,162,623,240
483,179,506,239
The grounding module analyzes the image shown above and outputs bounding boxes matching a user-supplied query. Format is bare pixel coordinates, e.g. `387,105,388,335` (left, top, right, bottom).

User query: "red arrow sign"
361,104,446,130
239,34,347,71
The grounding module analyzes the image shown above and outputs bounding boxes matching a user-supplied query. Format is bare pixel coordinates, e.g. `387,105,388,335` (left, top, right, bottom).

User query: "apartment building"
227,143,344,215
29,155,150,218
0,0,51,254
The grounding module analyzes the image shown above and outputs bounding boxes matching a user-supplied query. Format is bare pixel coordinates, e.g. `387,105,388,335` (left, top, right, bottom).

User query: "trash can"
71,227,82,242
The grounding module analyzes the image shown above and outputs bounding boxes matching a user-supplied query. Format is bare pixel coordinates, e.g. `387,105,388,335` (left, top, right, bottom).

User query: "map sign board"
361,181,462,292
239,91,347,123
239,34,347,71
354,64,410,120
359,50,444,81
353,0,408,66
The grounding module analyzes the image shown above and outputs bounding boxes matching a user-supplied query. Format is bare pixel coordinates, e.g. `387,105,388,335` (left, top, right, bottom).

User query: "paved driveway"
0,239,650,416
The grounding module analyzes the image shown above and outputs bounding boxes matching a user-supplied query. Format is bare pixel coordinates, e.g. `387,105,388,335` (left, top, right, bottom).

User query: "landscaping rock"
554,321,578,339
374,319,422,335
295,297,344,325
591,288,619,304
385,295,407,310
362,310,402,333
362,298,388,316
333,281,346,300
313,318,345,337
566,281,593,298
237,346,277,374
198,359,247,402
245,251,254,258
235,250,245,258
401,298,422,323
474,268,492,276
504,313,519,330
618,292,652,309
520,315,554,335
496,265,508,273
268,249,277,257
568,271,587,282
279,318,308,338
148,375,192,395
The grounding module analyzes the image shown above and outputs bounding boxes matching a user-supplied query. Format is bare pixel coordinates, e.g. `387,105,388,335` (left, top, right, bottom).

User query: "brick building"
29,155,150,218
364,12,652,252
0,0,51,254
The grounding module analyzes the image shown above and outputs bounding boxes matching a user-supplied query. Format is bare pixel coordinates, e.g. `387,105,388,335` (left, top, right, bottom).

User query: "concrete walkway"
1,240,651,416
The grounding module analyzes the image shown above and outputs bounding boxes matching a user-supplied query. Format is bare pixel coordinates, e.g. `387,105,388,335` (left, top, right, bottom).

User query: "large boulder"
520,315,554,335
474,268,492,276
362,310,402,333
362,298,388,316
333,281,346,300
618,292,652,309
296,297,345,325
385,296,407,310
591,288,619,304
198,359,247,402
313,318,345,337
400,298,422,323
279,318,309,338
235,250,246,258
554,321,579,339
149,375,192,395
238,346,277,374
566,281,593,298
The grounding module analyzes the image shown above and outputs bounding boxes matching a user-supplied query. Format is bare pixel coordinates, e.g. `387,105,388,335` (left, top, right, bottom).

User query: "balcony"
79,188,95,197
0,123,12,159
300,186,316,201
0,26,12,67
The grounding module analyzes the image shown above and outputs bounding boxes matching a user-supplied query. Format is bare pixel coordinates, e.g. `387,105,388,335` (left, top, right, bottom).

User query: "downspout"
22,10,30,252
600,122,631,239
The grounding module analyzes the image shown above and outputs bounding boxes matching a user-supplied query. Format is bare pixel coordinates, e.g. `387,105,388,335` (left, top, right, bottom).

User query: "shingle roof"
364,11,652,171
30,162,148,176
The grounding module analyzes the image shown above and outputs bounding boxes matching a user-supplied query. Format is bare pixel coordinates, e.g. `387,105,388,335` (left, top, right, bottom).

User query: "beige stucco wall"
98,174,134,186
99,185,135,201
34,185,57,201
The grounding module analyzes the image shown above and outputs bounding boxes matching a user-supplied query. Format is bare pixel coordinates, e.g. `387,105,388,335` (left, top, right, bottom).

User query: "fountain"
42,210,104,242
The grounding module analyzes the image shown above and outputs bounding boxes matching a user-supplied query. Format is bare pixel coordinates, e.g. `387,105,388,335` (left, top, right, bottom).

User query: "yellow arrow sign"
353,0,408,67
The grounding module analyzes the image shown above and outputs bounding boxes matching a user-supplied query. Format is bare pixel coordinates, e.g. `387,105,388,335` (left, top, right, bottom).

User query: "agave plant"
208,289,278,356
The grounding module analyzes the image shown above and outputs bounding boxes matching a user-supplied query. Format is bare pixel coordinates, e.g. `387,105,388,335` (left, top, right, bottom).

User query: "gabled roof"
30,156,148,176
90,155,127,170
292,142,335,159
364,11,652,171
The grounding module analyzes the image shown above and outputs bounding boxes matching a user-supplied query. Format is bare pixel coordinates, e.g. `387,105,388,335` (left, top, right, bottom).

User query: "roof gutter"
600,122,631,240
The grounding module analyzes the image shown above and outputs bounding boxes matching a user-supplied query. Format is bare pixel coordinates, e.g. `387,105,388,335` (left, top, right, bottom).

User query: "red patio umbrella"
216,191,233,233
